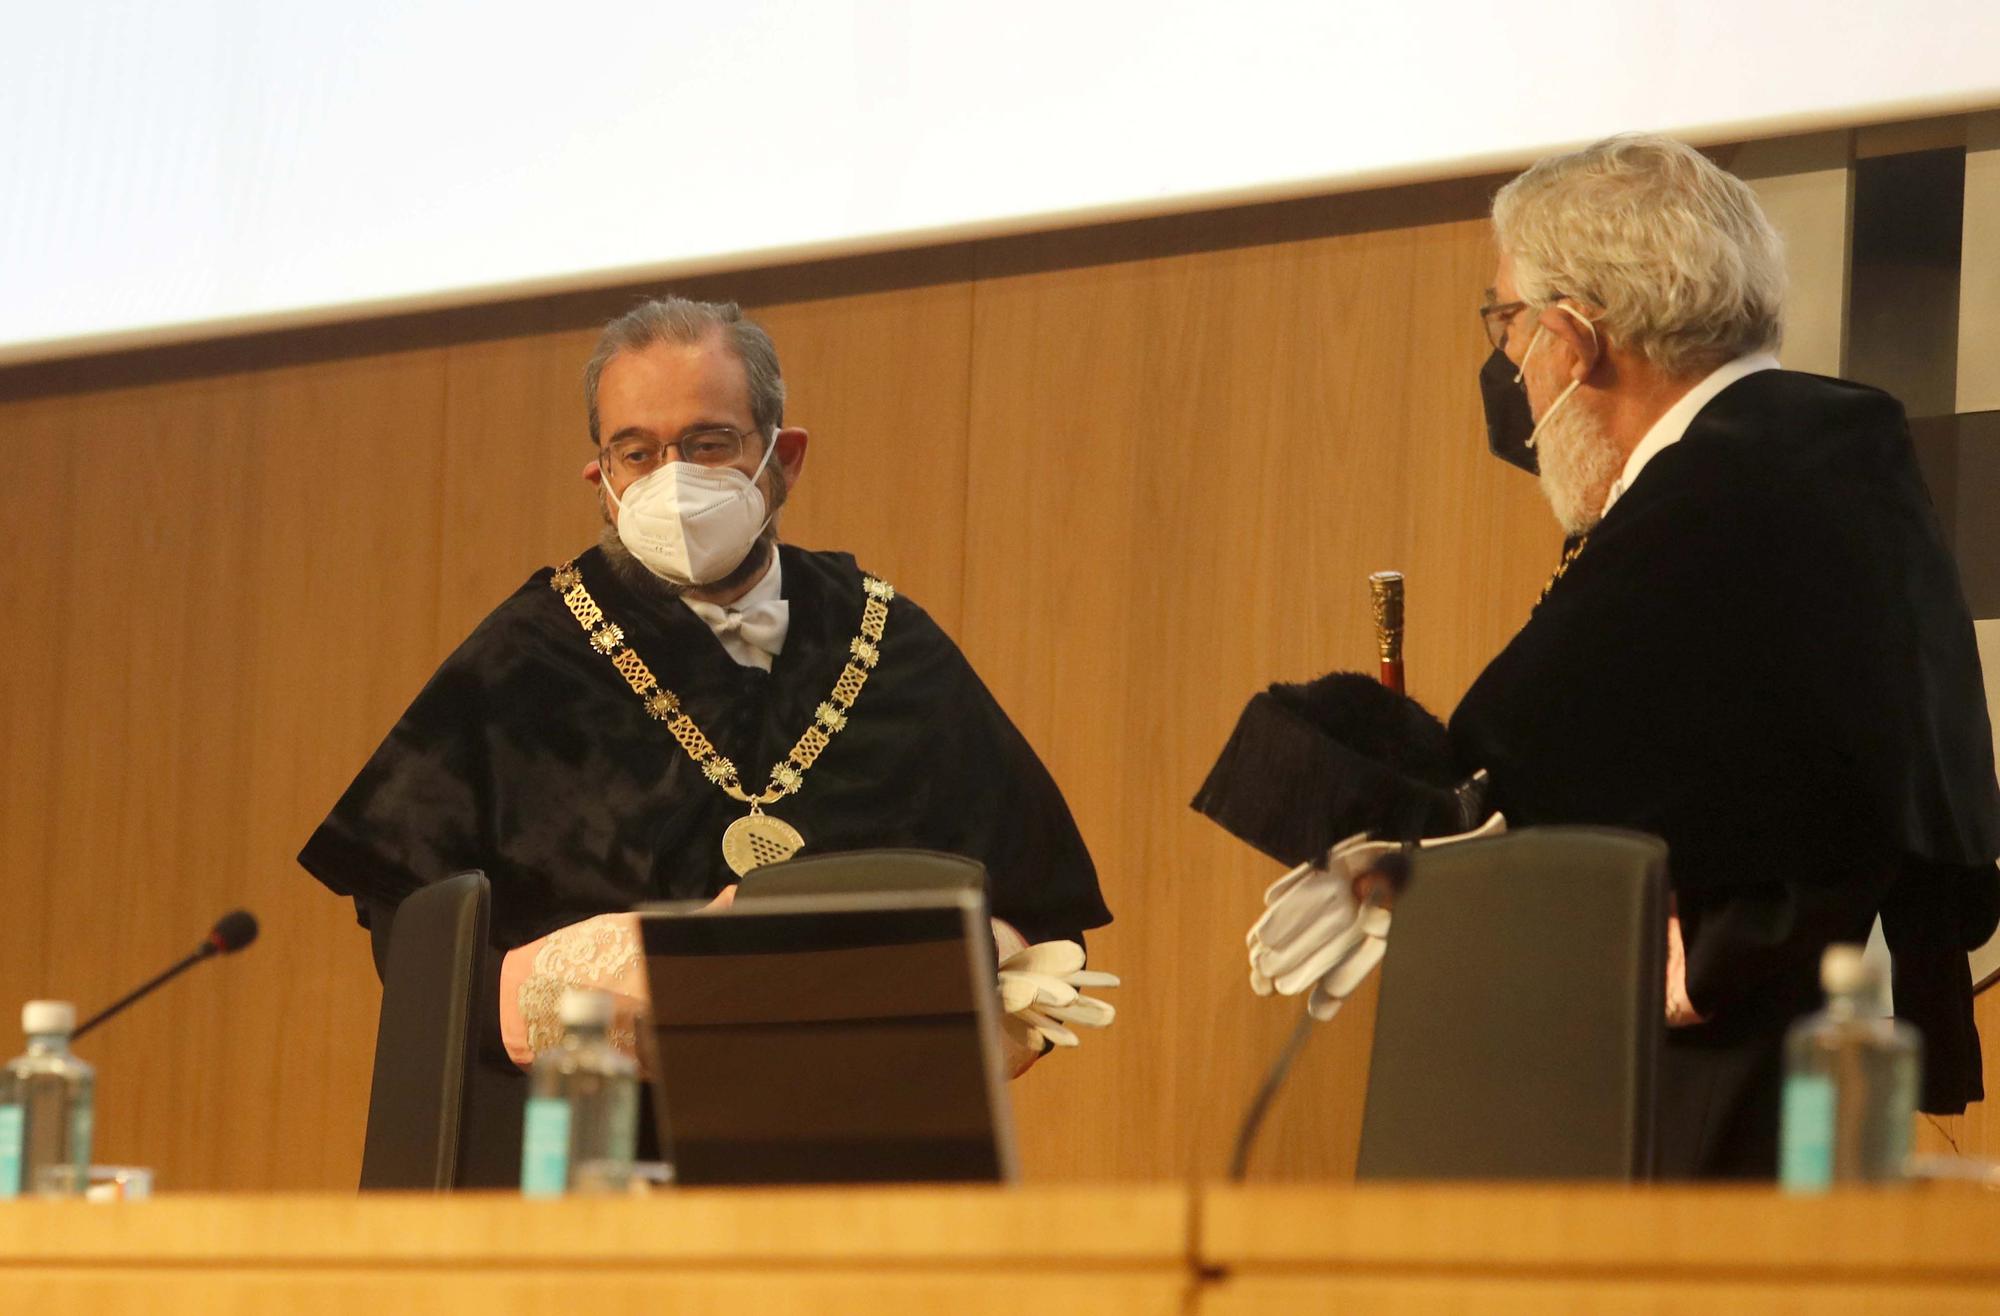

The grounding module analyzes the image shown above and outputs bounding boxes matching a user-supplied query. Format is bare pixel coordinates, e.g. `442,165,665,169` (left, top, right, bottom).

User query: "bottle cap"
1820,944,1873,995
23,1000,76,1036
558,988,616,1029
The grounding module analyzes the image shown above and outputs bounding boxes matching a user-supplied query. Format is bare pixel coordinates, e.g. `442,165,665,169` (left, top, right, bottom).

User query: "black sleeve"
1680,870,1888,1021
947,663,1108,947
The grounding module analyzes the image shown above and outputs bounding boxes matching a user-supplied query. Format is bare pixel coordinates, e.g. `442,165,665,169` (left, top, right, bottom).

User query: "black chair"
1356,826,1668,1181
358,870,490,1190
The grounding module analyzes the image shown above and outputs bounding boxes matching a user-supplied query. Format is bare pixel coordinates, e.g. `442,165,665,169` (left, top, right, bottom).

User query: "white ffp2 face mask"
603,432,777,586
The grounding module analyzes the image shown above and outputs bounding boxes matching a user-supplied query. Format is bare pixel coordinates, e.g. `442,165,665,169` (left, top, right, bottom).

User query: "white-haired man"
1450,135,2000,1176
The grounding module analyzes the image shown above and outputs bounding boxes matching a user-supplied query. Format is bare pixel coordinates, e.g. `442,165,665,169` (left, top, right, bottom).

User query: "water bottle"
1780,944,1920,1191
0,1001,96,1199
519,988,639,1197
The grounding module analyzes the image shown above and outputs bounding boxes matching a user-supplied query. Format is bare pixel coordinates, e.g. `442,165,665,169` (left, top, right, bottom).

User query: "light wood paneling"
0,390,73,1024
751,276,976,632
1202,1182,2000,1273
0,1187,1192,1316
434,328,605,648
0,1272,1191,1316
0,1185,1189,1262
0,352,452,1191
1201,1182,2000,1314
1205,1276,2000,1315
6,1185,2000,1314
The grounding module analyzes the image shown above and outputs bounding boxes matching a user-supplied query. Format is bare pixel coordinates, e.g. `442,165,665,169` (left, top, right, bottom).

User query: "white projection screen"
3,0,1998,363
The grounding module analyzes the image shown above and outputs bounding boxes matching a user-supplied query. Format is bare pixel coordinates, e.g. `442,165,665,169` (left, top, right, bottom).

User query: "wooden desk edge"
0,1184,1193,1268
1199,1182,2000,1281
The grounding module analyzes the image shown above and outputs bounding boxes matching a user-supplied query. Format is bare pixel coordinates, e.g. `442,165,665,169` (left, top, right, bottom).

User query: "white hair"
1493,134,1786,377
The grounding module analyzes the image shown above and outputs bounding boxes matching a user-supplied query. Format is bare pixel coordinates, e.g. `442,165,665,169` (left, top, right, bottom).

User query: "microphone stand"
72,944,219,1042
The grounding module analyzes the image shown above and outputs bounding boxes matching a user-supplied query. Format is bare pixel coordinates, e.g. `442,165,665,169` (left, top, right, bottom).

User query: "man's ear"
773,427,808,484
1538,304,1603,384
582,456,603,486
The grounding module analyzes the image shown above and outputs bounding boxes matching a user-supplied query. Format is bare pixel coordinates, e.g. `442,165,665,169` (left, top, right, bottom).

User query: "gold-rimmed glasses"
601,425,762,481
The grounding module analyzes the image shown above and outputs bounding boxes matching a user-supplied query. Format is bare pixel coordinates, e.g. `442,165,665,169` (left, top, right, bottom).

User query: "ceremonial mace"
1227,568,1411,1181
1369,570,1405,694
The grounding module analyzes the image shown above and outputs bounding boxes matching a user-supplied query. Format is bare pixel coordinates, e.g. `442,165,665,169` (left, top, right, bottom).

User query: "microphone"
71,910,260,1042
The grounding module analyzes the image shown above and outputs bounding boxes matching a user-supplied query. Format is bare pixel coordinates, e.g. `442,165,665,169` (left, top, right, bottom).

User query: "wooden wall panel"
0,392,75,1035
0,353,451,1190
434,329,605,649
749,277,976,633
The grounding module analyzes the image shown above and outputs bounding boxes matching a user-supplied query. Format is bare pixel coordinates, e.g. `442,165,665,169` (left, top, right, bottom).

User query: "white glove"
1247,813,1505,1021
998,940,1120,1051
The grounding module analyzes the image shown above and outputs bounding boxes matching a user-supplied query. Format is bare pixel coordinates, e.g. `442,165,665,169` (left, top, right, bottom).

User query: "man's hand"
991,920,1040,1076
1247,814,1505,1021
996,937,1119,1076
500,912,646,1069
1665,913,1709,1027
499,886,738,1069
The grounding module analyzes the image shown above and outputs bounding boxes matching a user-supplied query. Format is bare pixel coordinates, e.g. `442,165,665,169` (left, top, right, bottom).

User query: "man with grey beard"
1449,134,2000,1178
299,295,1109,1184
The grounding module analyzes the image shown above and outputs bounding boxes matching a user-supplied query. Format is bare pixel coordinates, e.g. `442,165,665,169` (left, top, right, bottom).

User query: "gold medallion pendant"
722,811,806,876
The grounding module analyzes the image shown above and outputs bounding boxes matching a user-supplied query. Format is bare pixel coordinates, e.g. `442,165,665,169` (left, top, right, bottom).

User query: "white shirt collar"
679,550,786,669
1600,352,1780,517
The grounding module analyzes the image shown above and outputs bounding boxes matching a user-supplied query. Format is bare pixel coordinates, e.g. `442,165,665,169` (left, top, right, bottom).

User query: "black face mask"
1478,347,1538,475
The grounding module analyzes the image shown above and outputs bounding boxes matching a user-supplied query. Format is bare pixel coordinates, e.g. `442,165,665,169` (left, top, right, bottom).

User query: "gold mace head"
1369,571,1404,661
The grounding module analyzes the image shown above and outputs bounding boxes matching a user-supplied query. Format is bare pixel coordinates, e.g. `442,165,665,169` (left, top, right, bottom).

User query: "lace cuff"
517,916,642,1057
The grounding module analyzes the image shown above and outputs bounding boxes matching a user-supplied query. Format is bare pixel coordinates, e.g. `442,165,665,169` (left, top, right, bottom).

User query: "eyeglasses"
601,425,763,480
1477,299,1530,352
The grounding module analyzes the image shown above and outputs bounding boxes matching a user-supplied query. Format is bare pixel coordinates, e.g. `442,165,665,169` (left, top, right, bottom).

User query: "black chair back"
1356,826,1667,1181
359,870,490,1190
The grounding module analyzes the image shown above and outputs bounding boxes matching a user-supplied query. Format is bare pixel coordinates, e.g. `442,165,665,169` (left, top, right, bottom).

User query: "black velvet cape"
301,543,1110,950
301,543,1106,1185
1450,369,2000,1172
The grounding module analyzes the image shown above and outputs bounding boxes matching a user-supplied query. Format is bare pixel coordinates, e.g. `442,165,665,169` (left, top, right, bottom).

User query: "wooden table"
0,1186,1191,1315
1201,1183,2000,1314
5,1182,2000,1313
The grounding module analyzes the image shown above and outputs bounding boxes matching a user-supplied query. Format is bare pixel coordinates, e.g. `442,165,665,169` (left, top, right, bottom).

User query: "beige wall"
2,161,1993,1191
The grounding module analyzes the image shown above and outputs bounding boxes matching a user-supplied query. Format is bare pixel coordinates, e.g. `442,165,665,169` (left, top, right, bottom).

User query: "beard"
1533,396,1623,536
597,463,788,604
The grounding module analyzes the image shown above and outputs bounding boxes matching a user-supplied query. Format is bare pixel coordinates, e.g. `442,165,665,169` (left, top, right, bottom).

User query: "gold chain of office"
547,560,895,874
1537,535,1590,607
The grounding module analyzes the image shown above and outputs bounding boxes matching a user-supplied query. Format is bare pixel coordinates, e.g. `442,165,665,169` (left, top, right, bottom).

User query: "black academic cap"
1191,671,1484,865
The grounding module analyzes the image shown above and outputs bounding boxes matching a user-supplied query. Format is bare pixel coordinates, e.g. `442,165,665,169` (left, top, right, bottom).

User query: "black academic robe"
301,543,1108,1184
1450,369,2000,1179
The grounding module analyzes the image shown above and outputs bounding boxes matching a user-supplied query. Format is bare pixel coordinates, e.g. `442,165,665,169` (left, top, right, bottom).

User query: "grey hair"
584,295,786,443
1492,134,1785,377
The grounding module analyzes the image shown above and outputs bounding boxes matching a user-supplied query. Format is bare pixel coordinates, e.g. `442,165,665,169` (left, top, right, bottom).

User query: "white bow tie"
683,597,790,664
